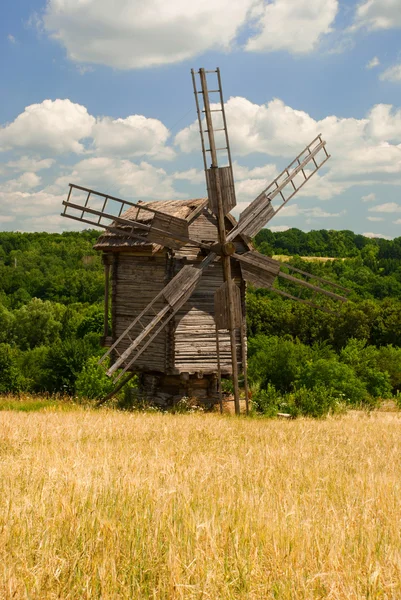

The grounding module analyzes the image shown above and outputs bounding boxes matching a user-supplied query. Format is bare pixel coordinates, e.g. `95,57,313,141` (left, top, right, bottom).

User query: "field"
1,408,401,599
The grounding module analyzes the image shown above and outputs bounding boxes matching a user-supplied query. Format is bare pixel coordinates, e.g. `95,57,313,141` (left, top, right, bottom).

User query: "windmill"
61,68,349,414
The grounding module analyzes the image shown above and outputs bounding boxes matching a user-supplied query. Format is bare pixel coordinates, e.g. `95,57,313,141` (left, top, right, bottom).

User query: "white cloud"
380,64,401,83
367,216,384,221
172,168,204,184
7,34,16,44
0,99,95,154
280,203,344,218
353,0,401,31
366,56,380,69
0,101,174,160
269,225,290,232
41,0,342,70
363,232,392,239
394,219,401,224
362,192,376,202
43,0,256,69
52,157,183,200
92,115,174,159
368,202,401,213
3,172,42,192
176,96,401,200
6,157,55,172
246,0,338,54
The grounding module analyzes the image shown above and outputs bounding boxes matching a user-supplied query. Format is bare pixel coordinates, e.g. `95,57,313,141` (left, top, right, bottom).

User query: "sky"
1,0,401,239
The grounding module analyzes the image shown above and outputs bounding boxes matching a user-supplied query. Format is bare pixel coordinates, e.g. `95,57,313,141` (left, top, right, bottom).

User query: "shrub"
76,356,115,400
0,344,24,393
298,359,369,406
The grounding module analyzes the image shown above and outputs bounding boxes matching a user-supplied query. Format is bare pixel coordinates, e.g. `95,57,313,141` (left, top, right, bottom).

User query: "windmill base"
130,372,221,409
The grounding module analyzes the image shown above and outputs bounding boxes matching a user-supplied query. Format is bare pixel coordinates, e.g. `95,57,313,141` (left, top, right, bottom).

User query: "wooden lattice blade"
235,250,350,313
227,135,330,241
61,183,206,251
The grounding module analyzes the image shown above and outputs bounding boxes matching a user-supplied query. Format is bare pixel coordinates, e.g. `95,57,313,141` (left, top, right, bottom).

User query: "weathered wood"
215,324,223,414
236,251,280,289
214,280,242,330
147,213,190,249
206,166,236,216
162,265,203,308
227,136,330,240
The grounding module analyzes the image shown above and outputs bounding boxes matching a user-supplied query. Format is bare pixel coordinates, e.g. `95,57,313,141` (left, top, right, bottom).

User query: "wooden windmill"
61,68,349,413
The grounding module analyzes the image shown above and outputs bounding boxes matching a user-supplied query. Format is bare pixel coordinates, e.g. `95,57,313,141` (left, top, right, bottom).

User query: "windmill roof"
93,198,209,251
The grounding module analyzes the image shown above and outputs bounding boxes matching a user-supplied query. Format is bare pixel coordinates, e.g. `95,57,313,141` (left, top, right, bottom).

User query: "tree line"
0,229,400,415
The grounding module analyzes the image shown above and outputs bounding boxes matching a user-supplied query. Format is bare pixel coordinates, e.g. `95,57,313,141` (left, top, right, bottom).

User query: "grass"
1,409,401,599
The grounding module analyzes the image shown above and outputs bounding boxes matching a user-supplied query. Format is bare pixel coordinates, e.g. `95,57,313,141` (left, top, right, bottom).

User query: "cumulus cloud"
380,64,401,83
362,192,376,202
41,0,341,70
280,203,344,218
0,99,95,154
269,225,290,232
246,0,338,54
363,232,392,239
52,157,184,200
43,0,255,69
366,56,380,69
92,115,174,159
6,157,55,172
0,101,175,160
3,172,42,192
353,0,401,31
368,202,401,213
367,216,384,221
176,96,401,201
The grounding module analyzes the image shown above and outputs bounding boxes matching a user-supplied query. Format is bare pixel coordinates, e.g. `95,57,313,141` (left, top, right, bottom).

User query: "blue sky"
1,0,401,239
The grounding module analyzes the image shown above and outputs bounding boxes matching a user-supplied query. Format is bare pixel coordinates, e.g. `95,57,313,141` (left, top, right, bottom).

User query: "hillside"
0,228,400,412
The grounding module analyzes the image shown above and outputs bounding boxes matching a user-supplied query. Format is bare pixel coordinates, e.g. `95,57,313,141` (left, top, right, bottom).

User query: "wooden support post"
102,254,111,339
199,67,241,416
215,324,223,414
240,320,249,415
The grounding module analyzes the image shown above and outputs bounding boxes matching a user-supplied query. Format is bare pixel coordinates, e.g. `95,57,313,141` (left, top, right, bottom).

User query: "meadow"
1,406,401,599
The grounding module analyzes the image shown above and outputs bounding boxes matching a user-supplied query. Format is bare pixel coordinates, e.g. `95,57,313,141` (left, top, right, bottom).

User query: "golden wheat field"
1,407,401,599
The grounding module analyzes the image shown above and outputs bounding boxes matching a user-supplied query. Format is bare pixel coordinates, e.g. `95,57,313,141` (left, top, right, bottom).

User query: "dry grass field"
1,407,401,599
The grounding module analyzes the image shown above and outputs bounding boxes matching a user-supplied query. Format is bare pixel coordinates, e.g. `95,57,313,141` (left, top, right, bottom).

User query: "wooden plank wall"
112,253,168,372
173,259,243,374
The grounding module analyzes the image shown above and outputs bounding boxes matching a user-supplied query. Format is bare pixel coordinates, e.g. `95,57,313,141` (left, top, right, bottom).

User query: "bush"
298,359,369,406
0,344,24,393
76,356,115,400
289,386,346,418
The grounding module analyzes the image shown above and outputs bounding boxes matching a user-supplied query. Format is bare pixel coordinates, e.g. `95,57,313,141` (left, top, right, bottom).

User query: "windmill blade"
192,66,243,415
61,183,211,251
235,251,350,313
192,68,236,217
227,135,330,241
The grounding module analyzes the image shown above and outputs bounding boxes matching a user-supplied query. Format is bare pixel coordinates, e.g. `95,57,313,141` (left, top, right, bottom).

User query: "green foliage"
0,344,23,393
297,359,369,406
248,334,311,391
76,356,115,400
12,299,65,350
43,338,95,395
0,229,400,417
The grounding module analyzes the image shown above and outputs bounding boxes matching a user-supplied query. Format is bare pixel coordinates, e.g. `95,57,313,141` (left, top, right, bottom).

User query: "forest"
0,228,400,416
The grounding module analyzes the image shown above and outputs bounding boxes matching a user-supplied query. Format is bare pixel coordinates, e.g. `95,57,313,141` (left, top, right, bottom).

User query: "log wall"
111,253,169,372
173,258,243,375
